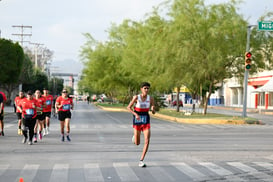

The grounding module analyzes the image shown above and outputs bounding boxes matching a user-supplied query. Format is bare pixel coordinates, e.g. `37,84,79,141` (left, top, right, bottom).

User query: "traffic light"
245,52,252,70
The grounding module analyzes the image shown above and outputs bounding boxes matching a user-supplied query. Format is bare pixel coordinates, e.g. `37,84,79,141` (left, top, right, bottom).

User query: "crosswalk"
1,161,273,182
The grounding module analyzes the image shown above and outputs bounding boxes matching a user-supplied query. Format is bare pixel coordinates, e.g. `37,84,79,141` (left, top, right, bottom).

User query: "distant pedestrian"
0,91,7,136
127,82,155,167
17,90,39,145
55,89,74,142
14,91,25,135
87,96,90,104
52,95,58,118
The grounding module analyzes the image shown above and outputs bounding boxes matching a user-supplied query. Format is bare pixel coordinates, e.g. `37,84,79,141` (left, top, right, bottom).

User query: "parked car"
172,100,183,107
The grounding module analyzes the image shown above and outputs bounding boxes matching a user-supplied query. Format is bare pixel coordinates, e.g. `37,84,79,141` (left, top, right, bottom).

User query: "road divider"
96,105,263,125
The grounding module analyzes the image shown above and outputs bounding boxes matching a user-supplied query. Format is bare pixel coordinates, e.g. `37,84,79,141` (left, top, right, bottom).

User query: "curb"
96,105,252,125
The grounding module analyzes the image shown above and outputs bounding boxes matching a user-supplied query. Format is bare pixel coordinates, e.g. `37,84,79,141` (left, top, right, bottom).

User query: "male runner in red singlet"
127,82,155,167
42,88,53,135
17,90,40,145
55,89,74,142
33,90,46,143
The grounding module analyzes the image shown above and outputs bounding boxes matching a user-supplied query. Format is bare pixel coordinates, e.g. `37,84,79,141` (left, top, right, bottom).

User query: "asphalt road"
1,102,273,182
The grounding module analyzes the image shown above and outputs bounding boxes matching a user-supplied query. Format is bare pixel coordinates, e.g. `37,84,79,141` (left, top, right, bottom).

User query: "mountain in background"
50,59,84,75
50,59,84,92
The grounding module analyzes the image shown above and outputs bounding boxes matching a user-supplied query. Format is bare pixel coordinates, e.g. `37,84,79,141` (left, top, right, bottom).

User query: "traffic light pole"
242,25,255,117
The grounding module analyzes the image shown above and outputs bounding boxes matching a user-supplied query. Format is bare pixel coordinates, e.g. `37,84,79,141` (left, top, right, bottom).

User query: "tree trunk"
203,82,213,115
3,83,17,105
192,93,196,112
176,86,180,112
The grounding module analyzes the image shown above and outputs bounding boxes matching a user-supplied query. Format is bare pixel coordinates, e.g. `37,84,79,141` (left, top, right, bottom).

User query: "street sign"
258,21,273,31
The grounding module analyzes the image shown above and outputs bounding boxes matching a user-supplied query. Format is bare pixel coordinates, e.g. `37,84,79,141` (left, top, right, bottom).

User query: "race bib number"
133,115,148,125
26,109,34,115
46,100,51,105
25,109,34,119
63,104,70,110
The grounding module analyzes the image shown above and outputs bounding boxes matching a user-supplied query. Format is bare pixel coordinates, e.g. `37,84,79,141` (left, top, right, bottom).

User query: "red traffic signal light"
245,52,252,70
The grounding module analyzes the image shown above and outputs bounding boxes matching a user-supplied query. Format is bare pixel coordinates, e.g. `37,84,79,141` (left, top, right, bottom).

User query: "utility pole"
242,25,256,117
12,25,32,46
29,42,44,68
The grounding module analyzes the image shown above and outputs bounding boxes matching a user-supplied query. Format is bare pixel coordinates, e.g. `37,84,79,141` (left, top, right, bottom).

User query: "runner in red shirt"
55,89,73,142
17,90,40,145
0,91,7,136
42,88,54,135
33,90,46,143
14,91,25,135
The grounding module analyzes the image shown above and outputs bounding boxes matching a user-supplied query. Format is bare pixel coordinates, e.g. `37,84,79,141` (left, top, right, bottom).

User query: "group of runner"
2,82,155,167
13,88,73,145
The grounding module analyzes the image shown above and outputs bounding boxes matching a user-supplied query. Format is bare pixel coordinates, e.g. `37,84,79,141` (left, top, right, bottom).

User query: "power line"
12,25,32,46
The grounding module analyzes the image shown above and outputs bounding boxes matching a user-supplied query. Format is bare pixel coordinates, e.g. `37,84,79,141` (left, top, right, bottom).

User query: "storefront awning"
254,77,273,92
248,80,269,86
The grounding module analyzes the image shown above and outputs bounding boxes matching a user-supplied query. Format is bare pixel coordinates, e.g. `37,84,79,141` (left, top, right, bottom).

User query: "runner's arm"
17,105,22,113
0,103,3,113
55,101,61,110
150,97,156,114
127,95,140,120
71,102,74,110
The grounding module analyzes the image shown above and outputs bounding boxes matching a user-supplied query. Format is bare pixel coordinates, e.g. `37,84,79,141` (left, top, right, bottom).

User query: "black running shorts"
58,111,71,121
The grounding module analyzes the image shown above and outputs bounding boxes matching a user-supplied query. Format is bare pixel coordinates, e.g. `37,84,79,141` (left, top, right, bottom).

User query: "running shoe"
39,133,42,140
139,161,146,168
28,141,33,145
61,136,65,142
22,137,27,144
132,135,135,144
46,127,50,135
66,135,71,142
42,129,46,136
33,136,37,143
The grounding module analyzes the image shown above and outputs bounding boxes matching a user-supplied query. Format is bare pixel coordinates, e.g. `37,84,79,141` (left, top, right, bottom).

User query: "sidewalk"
180,104,273,115
208,105,273,115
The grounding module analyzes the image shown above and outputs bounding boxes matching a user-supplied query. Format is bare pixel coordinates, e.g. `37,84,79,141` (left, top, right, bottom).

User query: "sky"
1,0,273,75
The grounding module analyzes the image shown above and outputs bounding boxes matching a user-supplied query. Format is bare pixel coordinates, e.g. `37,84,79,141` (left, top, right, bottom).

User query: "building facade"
210,71,273,110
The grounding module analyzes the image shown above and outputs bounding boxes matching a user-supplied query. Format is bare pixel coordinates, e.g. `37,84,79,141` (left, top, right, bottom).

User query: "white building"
210,70,273,110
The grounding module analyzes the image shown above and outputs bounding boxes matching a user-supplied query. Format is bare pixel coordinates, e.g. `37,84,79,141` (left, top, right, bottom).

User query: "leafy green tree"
165,0,250,113
0,39,24,103
48,77,64,95
79,0,273,114
22,69,48,92
18,54,34,84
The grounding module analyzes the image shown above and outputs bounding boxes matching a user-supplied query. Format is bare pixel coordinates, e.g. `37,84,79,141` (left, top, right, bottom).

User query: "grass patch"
96,103,262,124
